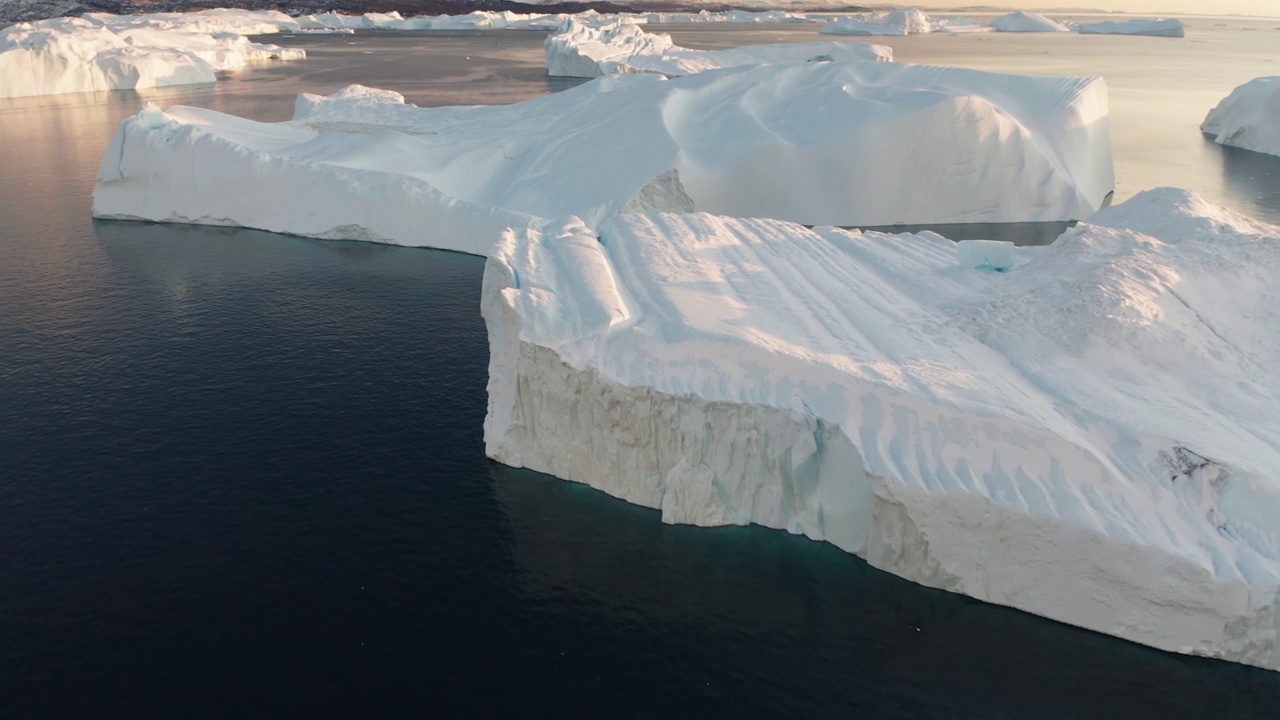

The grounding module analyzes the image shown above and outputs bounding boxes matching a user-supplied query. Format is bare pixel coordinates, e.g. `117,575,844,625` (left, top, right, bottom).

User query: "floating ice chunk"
484,189,1280,672
1202,76,1280,157
94,61,1113,251
547,19,890,78
991,11,1071,33
956,239,1014,271
1077,18,1185,37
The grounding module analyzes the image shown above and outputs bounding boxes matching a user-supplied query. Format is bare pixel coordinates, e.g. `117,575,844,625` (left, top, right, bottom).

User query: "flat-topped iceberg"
547,19,890,78
0,13,304,98
93,62,1113,252
991,11,1071,33
820,8,985,36
1202,77,1280,157
1078,18,1185,38
483,188,1280,672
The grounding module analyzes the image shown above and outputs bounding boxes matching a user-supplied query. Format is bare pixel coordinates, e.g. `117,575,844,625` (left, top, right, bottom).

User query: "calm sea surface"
2,23,1280,718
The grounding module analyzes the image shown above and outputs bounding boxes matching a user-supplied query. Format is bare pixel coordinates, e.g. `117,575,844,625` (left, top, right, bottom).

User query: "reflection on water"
1216,140,1280,225
491,464,1280,718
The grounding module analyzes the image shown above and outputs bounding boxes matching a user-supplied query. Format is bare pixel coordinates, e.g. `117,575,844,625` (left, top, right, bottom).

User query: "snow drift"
0,12,304,98
991,11,1070,33
1077,18,1185,38
483,188,1280,672
1202,77,1280,157
93,62,1112,253
547,19,890,78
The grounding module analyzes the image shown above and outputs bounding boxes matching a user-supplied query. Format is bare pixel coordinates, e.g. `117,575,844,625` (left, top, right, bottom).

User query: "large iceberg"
1202,77,1280,158
483,188,1280,671
990,11,1071,33
547,19,890,78
0,13,304,98
94,62,1112,253
1077,18,1185,38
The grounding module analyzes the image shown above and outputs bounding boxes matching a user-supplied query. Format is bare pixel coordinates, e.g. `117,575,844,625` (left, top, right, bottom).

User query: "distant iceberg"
820,8,987,36
1202,77,1280,157
0,12,304,98
990,11,1071,33
483,188,1280,672
94,62,1113,253
1077,18,1185,38
548,19,890,78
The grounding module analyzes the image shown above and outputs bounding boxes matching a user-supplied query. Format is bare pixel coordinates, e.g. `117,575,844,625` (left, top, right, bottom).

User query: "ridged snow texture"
93,62,1112,253
1202,77,1280,158
544,19,890,78
483,188,1280,671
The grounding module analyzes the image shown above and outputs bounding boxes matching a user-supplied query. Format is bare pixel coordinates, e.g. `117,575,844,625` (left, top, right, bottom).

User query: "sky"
920,1,1272,16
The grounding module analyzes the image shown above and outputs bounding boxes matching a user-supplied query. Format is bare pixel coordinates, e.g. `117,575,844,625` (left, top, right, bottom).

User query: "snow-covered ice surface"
1202,77,1280,158
1077,18,1185,38
93,61,1112,252
547,19,890,78
0,11,304,98
990,11,1071,33
483,187,1280,672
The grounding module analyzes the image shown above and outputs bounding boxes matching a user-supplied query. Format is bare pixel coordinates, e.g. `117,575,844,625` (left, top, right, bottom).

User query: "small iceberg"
1077,18,1186,38
1202,76,1280,157
990,11,1071,33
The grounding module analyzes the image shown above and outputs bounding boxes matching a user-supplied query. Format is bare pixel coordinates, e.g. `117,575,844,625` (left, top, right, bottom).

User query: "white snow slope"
1077,18,1185,38
546,19,890,78
93,62,1113,253
1202,77,1280,158
990,11,1071,33
483,188,1280,672
0,11,304,98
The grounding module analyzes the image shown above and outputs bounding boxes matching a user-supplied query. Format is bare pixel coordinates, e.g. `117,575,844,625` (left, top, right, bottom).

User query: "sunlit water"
2,25,1280,718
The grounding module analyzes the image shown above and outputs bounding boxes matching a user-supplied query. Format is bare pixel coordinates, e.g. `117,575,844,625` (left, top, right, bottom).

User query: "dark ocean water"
3,27,1280,718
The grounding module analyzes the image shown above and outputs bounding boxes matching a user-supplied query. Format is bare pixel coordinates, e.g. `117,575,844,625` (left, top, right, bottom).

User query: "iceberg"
0,13,304,98
94,62,1113,253
547,19,890,78
1077,18,1186,38
1202,77,1280,158
819,8,965,36
483,188,1280,672
991,11,1071,33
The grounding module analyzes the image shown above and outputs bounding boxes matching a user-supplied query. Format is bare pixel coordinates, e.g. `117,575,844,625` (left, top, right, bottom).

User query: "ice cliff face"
1202,77,1280,158
483,189,1280,671
94,61,1113,250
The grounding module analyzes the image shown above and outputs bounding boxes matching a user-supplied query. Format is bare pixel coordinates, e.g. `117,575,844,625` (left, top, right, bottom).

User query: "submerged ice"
483,188,1280,672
